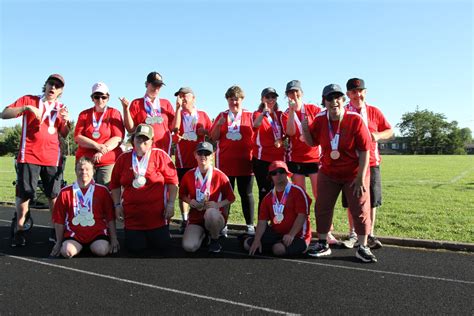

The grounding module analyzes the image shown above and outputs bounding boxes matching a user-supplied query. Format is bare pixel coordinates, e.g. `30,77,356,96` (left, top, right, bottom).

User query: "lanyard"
144,95,162,117
92,106,108,132
271,182,291,216
346,102,368,127
327,109,344,151
72,181,95,216
195,166,213,201
183,110,198,133
227,109,242,133
132,149,151,177
265,112,281,140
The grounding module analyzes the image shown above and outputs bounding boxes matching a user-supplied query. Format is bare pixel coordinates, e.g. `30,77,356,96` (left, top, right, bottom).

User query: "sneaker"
307,242,331,257
356,245,378,263
11,230,26,247
179,220,188,234
327,232,339,245
49,229,56,243
367,235,383,249
220,225,228,238
208,238,222,253
342,233,358,249
246,225,255,235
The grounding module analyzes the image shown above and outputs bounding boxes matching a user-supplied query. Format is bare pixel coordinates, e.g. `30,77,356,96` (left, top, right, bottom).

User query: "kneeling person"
179,142,235,253
50,157,119,258
245,161,312,256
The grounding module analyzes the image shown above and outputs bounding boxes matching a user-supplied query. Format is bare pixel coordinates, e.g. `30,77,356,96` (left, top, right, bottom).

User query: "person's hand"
176,96,184,109
109,238,120,254
217,115,226,126
282,234,294,247
50,241,62,257
25,105,42,120
371,132,380,142
58,106,69,122
288,99,297,111
92,152,103,164
262,102,270,114
115,205,124,221
302,117,309,130
205,201,219,210
197,127,207,136
249,239,262,256
164,202,175,220
350,176,366,198
190,199,205,211
119,97,130,109
96,144,108,155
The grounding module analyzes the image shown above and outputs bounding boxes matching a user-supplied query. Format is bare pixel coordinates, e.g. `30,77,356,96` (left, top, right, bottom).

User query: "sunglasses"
197,150,212,157
265,94,277,99
46,79,64,89
325,93,343,102
93,95,109,100
269,168,286,176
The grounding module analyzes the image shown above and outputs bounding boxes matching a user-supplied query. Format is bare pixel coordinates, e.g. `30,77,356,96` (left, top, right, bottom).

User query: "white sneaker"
327,232,339,245
246,225,255,235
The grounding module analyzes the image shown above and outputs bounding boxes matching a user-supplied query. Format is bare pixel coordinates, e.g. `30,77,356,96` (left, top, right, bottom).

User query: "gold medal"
330,150,340,160
274,139,282,148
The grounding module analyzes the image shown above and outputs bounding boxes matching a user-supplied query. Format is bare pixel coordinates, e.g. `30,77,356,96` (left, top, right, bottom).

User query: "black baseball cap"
146,72,165,86
346,78,366,91
261,87,279,98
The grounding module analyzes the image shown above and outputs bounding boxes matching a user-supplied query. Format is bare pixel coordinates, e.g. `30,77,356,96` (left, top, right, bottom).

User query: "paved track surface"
1,206,473,315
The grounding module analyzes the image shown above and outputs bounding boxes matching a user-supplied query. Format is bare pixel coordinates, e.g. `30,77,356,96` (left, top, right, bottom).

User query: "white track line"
3,254,298,315
449,167,474,184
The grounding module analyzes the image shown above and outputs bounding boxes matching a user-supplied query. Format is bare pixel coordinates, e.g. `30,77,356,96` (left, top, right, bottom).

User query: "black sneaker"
11,230,26,247
179,220,188,234
208,238,222,253
307,242,331,257
49,229,56,243
367,235,383,249
356,245,378,263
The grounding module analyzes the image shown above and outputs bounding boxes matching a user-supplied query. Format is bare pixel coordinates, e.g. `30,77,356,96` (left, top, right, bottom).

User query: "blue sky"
1,0,473,135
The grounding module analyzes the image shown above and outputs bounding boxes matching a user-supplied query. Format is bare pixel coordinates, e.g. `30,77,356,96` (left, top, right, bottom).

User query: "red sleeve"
74,110,88,138
309,116,322,146
110,108,125,138
52,188,69,224
129,99,142,126
109,155,124,190
7,95,36,118
375,108,391,131
159,151,179,185
202,112,212,130
210,112,225,136
258,194,272,221
163,100,175,131
220,173,236,203
354,116,371,152
99,186,115,222
292,186,312,215
178,171,193,200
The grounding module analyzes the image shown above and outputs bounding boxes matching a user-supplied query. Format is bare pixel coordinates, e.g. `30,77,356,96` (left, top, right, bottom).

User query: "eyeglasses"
325,93,343,102
269,168,286,176
46,79,64,89
93,95,109,100
197,150,212,157
265,94,277,99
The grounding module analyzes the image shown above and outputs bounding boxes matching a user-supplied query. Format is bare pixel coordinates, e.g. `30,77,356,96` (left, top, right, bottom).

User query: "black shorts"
64,235,110,248
124,226,172,254
247,226,307,255
342,166,382,208
287,161,318,176
16,163,62,200
177,168,193,182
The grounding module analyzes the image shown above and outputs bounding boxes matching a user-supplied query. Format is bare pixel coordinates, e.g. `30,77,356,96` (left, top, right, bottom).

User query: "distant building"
379,137,410,154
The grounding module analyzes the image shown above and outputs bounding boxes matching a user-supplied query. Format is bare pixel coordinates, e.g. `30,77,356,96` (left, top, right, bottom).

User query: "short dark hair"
225,85,245,99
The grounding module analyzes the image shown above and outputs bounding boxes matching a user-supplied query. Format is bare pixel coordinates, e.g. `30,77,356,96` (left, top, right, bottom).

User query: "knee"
272,243,286,256
91,241,110,257
204,209,222,225
61,242,79,259
182,238,200,253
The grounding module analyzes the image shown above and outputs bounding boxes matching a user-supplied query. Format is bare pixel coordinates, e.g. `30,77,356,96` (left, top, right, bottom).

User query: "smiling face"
346,88,367,108
194,150,212,169
262,93,278,109
324,93,346,120
75,160,94,187
227,96,243,113
179,92,196,112
133,135,153,156
91,93,109,110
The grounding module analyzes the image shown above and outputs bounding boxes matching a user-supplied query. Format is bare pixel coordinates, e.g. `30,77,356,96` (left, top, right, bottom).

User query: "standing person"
50,157,119,258
179,142,236,253
244,161,312,257
341,78,393,249
210,85,255,235
303,84,377,263
1,74,71,246
119,72,175,154
252,87,285,210
74,82,125,187
172,87,212,233
110,124,179,255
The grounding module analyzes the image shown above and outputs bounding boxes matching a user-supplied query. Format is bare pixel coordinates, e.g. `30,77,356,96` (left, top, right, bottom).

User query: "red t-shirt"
109,148,179,230
8,95,68,166
173,110,212,169
52,183,115,244
178,167,236,225
252,110,286,162
309,111,371,181
74,107,125,167
281,104,321,163
259,183,312,245
211,110,254,176
129,97,175,154
345,103,392,167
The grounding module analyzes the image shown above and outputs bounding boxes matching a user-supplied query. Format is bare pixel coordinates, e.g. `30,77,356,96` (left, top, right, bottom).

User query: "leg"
90,239,110,257
204,208,225,239
15,197,30,230
182,224,205,253
252,159,272,211
94,165,114,187
291,174,306,191
236,176,255,226
15,163,39,230
314,172,343,238
124,229,148,254
61,239,83,258
147,226,172,251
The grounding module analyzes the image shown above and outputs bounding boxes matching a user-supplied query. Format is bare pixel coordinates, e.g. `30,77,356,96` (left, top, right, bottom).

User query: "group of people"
1,72,392,263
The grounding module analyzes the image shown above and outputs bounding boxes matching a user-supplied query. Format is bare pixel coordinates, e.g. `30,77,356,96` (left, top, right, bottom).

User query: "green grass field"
0,155,473,243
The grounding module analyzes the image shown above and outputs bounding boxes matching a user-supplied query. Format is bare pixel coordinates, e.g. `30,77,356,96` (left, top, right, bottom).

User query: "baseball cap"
146,71,165,86
346,78,366,91
91,82,109,95
46,74,65,87
174,87,194,96
195,141,214,154
285,80,302,93
134,124,154,139
268,160,292,177
261,87,279,98
322,84,344,97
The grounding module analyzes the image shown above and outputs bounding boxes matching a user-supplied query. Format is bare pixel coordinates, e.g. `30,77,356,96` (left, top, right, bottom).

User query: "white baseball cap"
91,82,109,95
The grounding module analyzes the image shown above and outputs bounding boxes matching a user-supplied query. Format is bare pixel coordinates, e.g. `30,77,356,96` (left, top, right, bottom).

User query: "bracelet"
114,203,122,207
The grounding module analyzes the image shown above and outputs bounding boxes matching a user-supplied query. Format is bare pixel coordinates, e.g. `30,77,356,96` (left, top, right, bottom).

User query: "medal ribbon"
39,94,61,130
132,149,151,178
265,112,281,140
327,109,344,151
227,109,242,133
183,109,198,133
72,181,95,216
271,182,291,218
292,104,306,139
194,166,213,202
92,106,108,133
144,95,162,118
346,102,368,127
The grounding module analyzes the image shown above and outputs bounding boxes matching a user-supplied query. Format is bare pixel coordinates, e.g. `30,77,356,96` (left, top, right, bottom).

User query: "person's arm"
119,97,135,133
249,220,267,255
282,213,306,247
301,117,314,146
164,184,178,220
50,223,65,257
2,105,39,119
205,199,232,210
171,99,182,134
286,107,297,136
371,128,393,142
210,113,226,141
350,150,370,197
111,187,124,221
107,220,120,253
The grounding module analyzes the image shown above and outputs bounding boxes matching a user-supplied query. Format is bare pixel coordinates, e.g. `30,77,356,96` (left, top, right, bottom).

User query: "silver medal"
92,131,101,139
48,125,55,134
156,116,164,124
145,117,153,124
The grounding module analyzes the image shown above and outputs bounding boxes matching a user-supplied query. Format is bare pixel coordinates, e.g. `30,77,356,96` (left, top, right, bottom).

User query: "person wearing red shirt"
119,72,175,155
179,142,236,253
341,78,394,250
172,87,212,233
210,85,255,235
303,84,377,263
1,74,71,247
244,161,312,256
110,124,179,255
74,82,125,187
50,157,119,258
252,87,286,211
